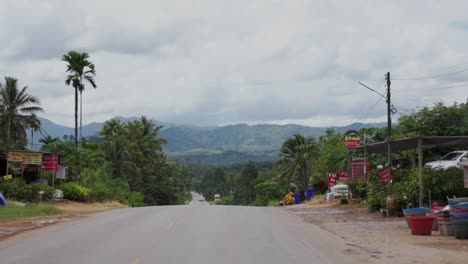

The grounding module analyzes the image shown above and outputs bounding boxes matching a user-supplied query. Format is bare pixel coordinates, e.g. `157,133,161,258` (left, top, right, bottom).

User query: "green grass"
0,203,62,221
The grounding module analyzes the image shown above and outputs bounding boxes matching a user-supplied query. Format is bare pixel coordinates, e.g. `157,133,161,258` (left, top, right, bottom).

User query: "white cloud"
0,0,467,127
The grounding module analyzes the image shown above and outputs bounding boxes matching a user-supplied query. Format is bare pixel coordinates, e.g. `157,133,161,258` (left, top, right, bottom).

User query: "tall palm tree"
277,134,319,192
39,135,60,149
0,77,43,149
62,51,97,147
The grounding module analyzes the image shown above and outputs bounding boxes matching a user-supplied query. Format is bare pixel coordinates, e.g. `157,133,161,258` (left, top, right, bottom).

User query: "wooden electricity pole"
386,72,392,195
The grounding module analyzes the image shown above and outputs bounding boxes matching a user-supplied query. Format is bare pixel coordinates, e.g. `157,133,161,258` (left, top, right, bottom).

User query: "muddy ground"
286,199,468,264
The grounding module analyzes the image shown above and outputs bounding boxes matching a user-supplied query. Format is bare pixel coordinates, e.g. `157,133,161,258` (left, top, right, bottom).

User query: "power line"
393,68,468,81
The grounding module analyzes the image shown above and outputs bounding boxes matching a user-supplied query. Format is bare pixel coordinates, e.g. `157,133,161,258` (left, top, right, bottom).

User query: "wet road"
0,194,360,264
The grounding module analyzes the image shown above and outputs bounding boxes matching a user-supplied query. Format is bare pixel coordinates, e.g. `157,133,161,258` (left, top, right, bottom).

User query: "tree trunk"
80,90,83,143
74,86,78,148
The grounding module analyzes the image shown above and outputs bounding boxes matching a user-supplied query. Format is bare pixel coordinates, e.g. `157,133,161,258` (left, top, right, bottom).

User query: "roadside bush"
312,179,328,194
81,169,133,203
217,195,234,205
365,172,387,212
62,182,89,201
346,179,366,198
123,192,146,207
0,178,54,202
255,181,283,201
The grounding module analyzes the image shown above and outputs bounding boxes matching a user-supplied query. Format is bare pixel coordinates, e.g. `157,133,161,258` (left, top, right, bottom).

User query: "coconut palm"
0,77,43,149
62,51,97,147
277,134,319,192
39,135,60,147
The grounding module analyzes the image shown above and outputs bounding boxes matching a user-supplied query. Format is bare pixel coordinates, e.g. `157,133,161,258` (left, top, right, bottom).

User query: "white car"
425,151,468,170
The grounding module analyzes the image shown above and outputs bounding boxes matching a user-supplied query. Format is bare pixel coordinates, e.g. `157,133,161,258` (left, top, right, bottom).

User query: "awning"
357,136,468,154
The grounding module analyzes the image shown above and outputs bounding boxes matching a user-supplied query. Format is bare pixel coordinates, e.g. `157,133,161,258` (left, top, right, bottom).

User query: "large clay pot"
386,195,398,216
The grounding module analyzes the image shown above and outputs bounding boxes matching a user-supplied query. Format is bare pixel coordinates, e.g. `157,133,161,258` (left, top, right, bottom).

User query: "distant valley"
34,117,385,165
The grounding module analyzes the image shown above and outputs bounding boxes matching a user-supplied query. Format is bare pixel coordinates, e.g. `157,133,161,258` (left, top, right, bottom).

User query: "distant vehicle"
214,194,221,202
425,151,468,170
198,198,205,202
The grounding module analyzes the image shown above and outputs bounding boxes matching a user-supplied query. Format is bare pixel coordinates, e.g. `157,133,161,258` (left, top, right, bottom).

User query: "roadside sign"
344,130,362,148
351,159,370,178
44,156,59,172
328,173,337,189
339,170,349,181
7,152,42,164
378,168,393,184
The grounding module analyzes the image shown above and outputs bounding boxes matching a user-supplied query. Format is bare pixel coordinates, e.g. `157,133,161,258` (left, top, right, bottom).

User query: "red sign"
344,130,362,148
378,168,394,184
339,170,349,181
328,173,338,189
351,159,371,178
44,156,59,173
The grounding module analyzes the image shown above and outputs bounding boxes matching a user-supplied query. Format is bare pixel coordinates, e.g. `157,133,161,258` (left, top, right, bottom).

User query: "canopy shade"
357,136,468,154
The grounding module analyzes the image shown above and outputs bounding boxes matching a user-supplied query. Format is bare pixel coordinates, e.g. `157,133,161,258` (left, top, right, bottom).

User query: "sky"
1,0,467,127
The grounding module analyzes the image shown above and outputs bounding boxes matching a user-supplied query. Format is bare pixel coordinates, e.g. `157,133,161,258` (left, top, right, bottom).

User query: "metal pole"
418,137,423,207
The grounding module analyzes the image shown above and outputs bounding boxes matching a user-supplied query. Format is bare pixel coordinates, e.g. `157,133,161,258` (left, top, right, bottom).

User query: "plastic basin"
451,213,468,219
409,216,434,235
403,208,429,228
452,220,468,239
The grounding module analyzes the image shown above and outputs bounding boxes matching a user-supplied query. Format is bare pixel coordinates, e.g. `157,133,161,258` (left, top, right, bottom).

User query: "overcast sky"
1,0,467,127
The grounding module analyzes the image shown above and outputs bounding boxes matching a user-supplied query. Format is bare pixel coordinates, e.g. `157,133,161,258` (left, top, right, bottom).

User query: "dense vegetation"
194,101,468,209
0,51,191,206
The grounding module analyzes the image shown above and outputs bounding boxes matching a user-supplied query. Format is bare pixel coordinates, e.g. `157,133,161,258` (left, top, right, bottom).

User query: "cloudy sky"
1,0,467,127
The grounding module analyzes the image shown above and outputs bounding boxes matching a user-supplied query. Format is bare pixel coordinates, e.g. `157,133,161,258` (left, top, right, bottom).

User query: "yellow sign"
7,152,43,165
3,175,12,180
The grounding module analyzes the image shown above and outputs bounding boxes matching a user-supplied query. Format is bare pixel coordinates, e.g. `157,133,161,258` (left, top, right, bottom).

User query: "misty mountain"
35,117,385,164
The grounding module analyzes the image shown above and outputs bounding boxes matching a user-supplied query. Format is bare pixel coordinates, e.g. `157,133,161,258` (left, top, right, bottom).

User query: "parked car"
425,151,468,170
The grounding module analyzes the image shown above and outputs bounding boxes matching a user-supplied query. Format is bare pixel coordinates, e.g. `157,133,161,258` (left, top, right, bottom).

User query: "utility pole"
385,72,392,194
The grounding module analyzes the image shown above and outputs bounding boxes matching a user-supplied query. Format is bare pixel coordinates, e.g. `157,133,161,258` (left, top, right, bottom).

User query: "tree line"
193,100,468,207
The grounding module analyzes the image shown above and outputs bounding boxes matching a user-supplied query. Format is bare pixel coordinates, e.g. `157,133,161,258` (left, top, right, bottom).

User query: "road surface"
0,195,363,264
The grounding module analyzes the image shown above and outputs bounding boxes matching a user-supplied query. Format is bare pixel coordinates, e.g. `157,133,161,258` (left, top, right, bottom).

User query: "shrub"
124,192,146,207
81,169,132,202
217,195,234,205
62,182,89,201
312,179,328,194
255,181,283,201
0,178,54,202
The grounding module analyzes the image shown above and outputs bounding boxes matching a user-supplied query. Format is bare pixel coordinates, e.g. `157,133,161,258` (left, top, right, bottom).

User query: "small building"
0,150,63,184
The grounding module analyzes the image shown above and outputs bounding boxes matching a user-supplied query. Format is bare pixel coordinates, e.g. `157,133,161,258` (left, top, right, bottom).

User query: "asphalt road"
0,195,360,264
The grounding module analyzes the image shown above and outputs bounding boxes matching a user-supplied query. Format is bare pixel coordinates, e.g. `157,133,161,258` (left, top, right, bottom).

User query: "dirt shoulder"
286,199,468,264
0,200,126,241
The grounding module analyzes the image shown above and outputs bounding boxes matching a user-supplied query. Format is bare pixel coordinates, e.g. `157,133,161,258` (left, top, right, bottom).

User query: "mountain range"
34,117,385,165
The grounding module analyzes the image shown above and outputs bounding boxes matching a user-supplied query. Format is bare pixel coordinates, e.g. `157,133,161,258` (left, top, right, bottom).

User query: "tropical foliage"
0,77,43,149
62,50,97,147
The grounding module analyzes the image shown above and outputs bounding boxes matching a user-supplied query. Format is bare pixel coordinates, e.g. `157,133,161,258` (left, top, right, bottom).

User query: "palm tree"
62,51,97,147
277,134,319,192
39,135,60,150
0,77,43,149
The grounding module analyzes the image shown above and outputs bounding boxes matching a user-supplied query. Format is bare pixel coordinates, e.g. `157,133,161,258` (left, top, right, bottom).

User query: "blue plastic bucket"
294,192,301,205
306,189,314,201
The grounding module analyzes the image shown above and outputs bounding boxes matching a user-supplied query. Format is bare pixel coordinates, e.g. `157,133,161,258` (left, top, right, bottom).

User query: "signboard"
7,152,42,165
3,175,12,180
328,173,338,189
378,168,394,184
344,130,362,148
44,156,59,173
339,170,349,181
351,159,371,179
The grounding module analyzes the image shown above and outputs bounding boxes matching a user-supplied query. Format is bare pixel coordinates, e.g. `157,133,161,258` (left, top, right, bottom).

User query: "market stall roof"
357,136,468,154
